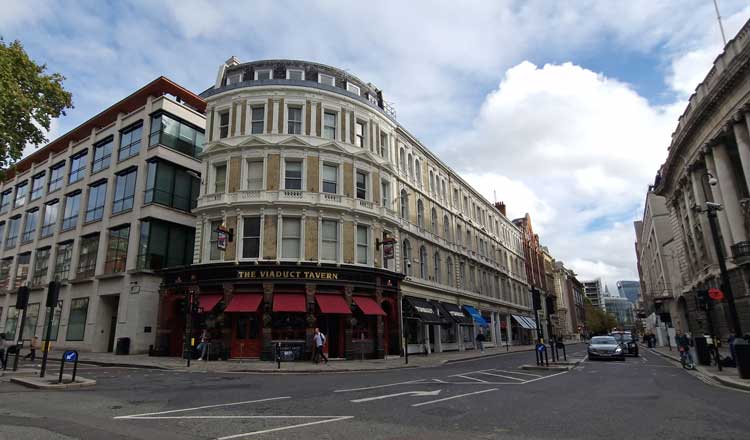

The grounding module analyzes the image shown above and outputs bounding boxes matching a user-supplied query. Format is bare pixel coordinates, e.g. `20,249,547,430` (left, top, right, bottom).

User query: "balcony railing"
731,241,750,260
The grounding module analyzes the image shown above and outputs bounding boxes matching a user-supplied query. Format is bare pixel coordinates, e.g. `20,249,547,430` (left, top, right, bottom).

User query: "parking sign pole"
39,304,55,377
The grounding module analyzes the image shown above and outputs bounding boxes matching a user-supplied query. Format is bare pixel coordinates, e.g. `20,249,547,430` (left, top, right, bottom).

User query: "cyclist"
676,331,694,368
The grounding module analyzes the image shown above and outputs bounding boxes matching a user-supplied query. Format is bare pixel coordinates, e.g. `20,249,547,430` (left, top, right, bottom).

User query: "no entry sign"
708,288,724,301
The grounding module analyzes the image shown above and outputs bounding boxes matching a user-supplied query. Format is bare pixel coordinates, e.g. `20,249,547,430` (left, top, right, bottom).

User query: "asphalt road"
1,344,749,440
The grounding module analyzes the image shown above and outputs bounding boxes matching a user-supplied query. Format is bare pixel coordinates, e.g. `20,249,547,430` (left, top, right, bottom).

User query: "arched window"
399,147,406,171
443,215,450,240
400,189,409,219
431,207,437,232
433,252,441,283
402,239,411,276
441,180,447,201
429,170,434,194
459,261,466,289
456,224,462,246
414,159,421,187
407,154,413,181
417,199,424,228
419,245,427,279
446,257,454,287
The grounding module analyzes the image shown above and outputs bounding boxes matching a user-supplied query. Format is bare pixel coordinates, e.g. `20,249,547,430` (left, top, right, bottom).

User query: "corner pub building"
158,58,533,361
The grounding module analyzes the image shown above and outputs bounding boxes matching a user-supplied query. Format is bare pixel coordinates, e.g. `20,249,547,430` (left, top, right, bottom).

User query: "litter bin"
693,336,711,366
735,338,750,379
115,337,130,355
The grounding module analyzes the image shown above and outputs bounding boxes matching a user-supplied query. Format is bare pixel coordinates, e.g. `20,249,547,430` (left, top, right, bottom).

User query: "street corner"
10,374,96,390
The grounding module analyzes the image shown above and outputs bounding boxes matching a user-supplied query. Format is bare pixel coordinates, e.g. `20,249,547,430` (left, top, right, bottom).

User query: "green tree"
0,38,73,173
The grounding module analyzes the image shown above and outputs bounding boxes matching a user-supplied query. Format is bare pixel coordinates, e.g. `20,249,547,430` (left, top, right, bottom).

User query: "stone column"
490,312,498,346
344,285,354,359
737,114,750,192
712,142,747,243
375,288,385,359
705,150,735,255
424,323,431,354
261,283,274,360
506,314,513,345
305,283,316,360
690,167,719,264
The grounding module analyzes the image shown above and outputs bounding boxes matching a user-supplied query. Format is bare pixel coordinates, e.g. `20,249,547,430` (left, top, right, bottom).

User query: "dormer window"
287,69,304,81
368,94,378,105
318,73,335,86
255,69,272,80
347,82,360,96
226,72,242,85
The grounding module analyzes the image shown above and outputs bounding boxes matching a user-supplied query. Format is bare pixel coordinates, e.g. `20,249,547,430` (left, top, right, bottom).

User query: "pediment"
277,135,314,148
317,141,350,154
237,135,274,147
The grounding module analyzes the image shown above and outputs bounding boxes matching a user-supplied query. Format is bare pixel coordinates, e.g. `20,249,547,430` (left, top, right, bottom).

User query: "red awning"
224,294,263,313
273,293,307,313
199,294,223,311
353,296,386,316
315,294,351,314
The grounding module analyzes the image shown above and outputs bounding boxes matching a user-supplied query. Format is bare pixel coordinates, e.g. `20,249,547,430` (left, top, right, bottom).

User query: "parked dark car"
611,331,639,357
587,336,625,361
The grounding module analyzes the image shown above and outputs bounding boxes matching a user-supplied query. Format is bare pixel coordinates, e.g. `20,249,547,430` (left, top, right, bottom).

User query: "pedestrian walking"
0,333,7,369
197,329,210,361
476,328,486,352
24,335,39,363
676,331,693,365
312,328,328,364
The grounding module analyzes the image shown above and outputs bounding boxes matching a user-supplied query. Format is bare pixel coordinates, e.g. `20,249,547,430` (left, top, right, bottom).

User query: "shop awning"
462,305,489,327
224,294,262,313
431,302,454,325
316,294,351,314
512,314,537,330
273,293,307,313
439,302,473,325
403,296,441,324
199,294,223,312
353,296,386,316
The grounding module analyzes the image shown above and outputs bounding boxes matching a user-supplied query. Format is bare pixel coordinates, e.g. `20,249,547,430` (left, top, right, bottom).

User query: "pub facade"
156,58,532,361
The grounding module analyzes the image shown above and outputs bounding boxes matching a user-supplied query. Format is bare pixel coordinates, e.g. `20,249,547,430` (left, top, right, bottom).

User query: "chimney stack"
494,201,506,216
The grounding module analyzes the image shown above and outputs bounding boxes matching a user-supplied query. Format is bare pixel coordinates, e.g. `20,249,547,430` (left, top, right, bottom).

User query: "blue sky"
3,0,750,286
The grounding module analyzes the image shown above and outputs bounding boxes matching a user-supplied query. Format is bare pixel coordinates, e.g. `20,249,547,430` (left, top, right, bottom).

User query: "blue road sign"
536,343,545,352
64,350,78,362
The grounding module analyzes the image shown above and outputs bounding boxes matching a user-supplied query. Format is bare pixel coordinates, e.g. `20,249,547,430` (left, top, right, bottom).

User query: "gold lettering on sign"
237,270,339,280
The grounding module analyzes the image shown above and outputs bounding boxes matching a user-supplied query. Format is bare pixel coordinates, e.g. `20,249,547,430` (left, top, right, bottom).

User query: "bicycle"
679,346,695,370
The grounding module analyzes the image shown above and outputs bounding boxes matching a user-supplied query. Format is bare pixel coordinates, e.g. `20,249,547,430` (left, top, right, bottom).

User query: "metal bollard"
276,342,281,369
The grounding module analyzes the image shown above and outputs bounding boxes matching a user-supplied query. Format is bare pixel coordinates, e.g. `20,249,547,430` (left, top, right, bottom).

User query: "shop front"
402,296,442,354
462,305,489,349
157,263,402,361
512,314,538,344
436,302,473,352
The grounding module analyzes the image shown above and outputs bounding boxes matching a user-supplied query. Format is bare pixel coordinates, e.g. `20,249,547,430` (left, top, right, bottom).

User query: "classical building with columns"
652,19,750,341
0,77,206,354
158,58,532,361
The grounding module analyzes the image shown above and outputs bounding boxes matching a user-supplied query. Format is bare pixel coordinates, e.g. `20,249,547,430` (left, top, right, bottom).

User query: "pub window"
380,133,388,158
241,217,261,259
321,219,339,262
286,69,304,81
284,160,303,190
119,123,143,161
31,247,50,287
21,209,38,243
347,82,360,96
66,298,89,341
61,192,80,231
356,225,369,265
104,225,130,273
251,106,265,134
322,164,338,194
355,121,365,147
381,180,390,207
209,219,223,261
323,111,337,140
92,137,113,173
287,106,302,135
213,163,227,193
246,160,264,190
226,72,242,85
218,110,230,139
48,162,65,193
281,217,301,259
112,168,137,214
254,69,272,80
30,172,45,201
85,181,107,223
318,73,335,86
77,234,99,278
54,241,73,281
355,170,367,200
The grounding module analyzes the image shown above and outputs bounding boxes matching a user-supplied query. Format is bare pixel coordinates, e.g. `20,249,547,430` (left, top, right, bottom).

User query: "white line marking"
455,375,488,383
412,388,498,407
118,416,348,420
476,371,525,381
493,369,542,378
518,371,568,384
350,390,441,403
114,397,290,419
216,416,354,439
334,379,426,393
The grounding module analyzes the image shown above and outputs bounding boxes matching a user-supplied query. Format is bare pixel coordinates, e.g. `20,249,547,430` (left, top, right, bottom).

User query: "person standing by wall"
312,328,328,364
476,328,486,352
197,329,209,361
23,335,39,363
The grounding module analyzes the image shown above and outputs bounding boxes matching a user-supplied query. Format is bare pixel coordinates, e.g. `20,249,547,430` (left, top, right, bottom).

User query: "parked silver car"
587,336,625,361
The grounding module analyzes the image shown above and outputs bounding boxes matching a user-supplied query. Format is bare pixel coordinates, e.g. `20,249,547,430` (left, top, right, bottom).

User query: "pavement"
644,343,750,391
2,343,749,440
36,343,540,373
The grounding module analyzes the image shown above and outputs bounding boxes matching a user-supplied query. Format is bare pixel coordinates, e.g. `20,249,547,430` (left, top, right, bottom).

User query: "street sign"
708,288,724,301
63,350,78,362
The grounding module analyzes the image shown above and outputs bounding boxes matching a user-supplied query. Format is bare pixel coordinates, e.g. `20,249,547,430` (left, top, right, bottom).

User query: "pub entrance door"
231,314,262,358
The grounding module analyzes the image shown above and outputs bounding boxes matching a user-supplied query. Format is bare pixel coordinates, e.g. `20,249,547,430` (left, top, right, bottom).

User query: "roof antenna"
493,190,497,204
713,0,727,45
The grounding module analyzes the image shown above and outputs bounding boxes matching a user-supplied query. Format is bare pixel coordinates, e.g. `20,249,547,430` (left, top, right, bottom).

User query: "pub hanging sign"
216,224,232,251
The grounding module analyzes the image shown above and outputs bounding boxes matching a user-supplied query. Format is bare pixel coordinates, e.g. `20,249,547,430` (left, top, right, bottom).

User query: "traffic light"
15,286,30,310
531,287,542,310
46,281,61,308
696,289,709,311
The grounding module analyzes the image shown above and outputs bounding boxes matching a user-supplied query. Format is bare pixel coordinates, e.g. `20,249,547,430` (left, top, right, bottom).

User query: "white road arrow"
350,390,442,403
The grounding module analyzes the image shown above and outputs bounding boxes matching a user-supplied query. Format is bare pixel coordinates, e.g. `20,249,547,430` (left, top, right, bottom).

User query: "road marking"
454,375,488,383
114,396,291,419
493,369,542,378
118,416,349,420
350,389,442,403
216,416,354,439
334,379,427,393
476,371,526,381
516,371,568,384
412,388,498,407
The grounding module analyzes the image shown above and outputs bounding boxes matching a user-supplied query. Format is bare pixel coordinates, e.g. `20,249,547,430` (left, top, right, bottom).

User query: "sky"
3,0,750,288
